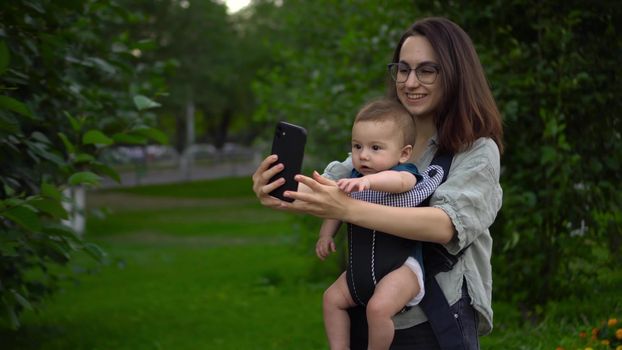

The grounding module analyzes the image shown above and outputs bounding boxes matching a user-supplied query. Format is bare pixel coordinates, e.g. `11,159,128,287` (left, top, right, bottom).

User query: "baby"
316,98,425,350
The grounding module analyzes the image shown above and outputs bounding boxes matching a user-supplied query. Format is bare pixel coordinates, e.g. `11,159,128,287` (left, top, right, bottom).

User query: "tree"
0,0,166,329
250,0,421,164
122,0,260,151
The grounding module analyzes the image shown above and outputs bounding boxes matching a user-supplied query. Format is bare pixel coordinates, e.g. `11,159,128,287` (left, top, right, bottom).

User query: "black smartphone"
268,121,307,202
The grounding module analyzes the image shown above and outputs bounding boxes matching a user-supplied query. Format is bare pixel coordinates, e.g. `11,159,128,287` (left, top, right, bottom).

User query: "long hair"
387,17,504,154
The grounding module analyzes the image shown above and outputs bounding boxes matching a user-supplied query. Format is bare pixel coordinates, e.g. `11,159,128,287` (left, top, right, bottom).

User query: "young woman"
252,17,503,349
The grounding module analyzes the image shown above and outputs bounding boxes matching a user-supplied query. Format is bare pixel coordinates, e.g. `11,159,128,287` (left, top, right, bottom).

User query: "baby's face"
351,120,406,175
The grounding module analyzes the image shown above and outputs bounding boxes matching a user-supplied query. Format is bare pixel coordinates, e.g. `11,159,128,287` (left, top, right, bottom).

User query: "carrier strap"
419,151,468,350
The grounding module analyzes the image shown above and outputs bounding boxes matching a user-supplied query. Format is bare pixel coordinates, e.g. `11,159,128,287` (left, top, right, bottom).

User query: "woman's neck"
411,117,437,161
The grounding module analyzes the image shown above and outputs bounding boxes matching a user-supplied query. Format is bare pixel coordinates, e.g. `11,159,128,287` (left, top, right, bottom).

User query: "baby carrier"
347,152,469,350
346,165,443,306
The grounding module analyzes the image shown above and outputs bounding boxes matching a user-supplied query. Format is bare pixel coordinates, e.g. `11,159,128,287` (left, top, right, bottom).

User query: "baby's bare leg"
366,266,421,350
323,271,357,350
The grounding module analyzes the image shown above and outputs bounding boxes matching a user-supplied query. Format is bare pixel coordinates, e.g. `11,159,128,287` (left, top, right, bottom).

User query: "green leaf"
134,39,157,51
83,129,114,146
0,40,9,76
11,290,33,311
86,57,116,75
133,95,161,111
83,242,107,262
74,153,96,163
1,205,41,232
0,113,20,133
0,238,20,257
0,95,34,119
42,223,80,243
132,127,168,144
42,240,71,263
26,139,65,166
68,172,101,186
64,111,80,131
29,197,68,219
57,132,75,154
41,182,62,201
3,183,15,197
90,162,121,183
540,145,556,165
112,133,147,145
30,131,50,144
6,303,20,330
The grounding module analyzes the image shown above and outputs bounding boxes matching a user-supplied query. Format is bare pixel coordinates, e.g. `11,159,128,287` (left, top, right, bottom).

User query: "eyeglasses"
387,62,441,84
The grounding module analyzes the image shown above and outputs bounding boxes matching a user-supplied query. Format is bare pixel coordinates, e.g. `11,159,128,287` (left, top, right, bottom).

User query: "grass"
1,177,329,349
3,245,326,349
1,176,620,349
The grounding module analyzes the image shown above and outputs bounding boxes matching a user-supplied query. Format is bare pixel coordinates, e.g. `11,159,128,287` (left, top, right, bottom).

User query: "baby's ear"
400,144,413,163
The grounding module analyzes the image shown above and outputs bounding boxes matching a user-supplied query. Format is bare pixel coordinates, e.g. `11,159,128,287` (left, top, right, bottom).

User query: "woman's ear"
400,144,413,163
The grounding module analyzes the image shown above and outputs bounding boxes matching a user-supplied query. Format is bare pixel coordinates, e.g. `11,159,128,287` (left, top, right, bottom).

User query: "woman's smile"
405,92,427,101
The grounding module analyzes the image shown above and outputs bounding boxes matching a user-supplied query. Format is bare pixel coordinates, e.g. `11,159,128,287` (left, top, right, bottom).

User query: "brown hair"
387,17,504,154
354,98,416,147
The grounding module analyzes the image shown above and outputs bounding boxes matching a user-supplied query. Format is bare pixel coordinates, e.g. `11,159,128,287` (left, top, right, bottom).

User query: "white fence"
100,143,261,188
63,144,261,236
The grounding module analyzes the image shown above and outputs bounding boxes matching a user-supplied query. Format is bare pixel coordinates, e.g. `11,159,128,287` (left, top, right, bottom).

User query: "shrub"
0,0,166,329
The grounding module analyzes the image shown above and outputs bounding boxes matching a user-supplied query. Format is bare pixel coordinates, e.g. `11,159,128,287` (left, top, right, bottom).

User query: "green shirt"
322,136,502,335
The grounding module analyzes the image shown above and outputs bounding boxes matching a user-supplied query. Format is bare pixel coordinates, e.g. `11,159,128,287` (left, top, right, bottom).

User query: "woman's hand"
281,171,353,220
252,158,353,220
251,154,287,209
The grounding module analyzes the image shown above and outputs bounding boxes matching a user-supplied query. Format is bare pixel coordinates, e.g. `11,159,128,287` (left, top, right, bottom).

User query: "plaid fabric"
349,165,444,207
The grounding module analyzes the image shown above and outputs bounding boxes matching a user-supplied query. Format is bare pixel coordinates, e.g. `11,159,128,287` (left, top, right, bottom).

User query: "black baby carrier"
347,152,469,350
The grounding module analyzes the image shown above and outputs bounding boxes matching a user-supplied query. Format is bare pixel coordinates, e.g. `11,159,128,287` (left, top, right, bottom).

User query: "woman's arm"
284,139,501,247
346,202,454,244
283,171,454,244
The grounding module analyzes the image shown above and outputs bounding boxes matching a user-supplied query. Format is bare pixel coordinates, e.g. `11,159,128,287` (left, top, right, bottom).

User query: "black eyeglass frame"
387,62,441,84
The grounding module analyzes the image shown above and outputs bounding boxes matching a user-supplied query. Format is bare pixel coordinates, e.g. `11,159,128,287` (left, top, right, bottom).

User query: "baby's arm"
316,219,341,260
337,170,417,194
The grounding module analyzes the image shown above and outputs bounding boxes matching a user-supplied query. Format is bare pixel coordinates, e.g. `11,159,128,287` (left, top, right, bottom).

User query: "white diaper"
403,257,425,306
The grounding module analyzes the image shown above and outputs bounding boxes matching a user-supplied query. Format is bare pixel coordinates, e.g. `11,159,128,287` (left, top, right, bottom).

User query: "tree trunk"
214,107,232,149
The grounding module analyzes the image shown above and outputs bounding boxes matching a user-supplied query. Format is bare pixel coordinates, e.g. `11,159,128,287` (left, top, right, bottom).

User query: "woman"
252,17,503,349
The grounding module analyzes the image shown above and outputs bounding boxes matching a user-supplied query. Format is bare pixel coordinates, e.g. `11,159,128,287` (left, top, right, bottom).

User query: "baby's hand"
337,177,371,193
315,236,336,260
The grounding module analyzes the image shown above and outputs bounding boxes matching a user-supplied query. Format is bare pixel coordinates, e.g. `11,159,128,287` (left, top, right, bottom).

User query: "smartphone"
268,121,307,202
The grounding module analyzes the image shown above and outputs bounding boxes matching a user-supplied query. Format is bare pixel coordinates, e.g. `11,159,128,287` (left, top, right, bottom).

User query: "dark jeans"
349,283,480,349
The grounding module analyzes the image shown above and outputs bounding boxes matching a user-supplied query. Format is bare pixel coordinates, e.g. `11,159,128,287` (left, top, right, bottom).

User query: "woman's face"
396,35,443,120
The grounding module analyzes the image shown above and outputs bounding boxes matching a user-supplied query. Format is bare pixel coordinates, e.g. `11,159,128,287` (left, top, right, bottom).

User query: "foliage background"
0,0,166,329
0,0,621,345
249,0,622,316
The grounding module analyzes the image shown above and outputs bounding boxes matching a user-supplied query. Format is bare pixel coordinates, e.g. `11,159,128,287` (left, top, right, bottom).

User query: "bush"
0,0,166,329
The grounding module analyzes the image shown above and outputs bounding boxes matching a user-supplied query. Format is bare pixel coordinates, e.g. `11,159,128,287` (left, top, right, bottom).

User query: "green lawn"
1,177,619,349
1,177,329,349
